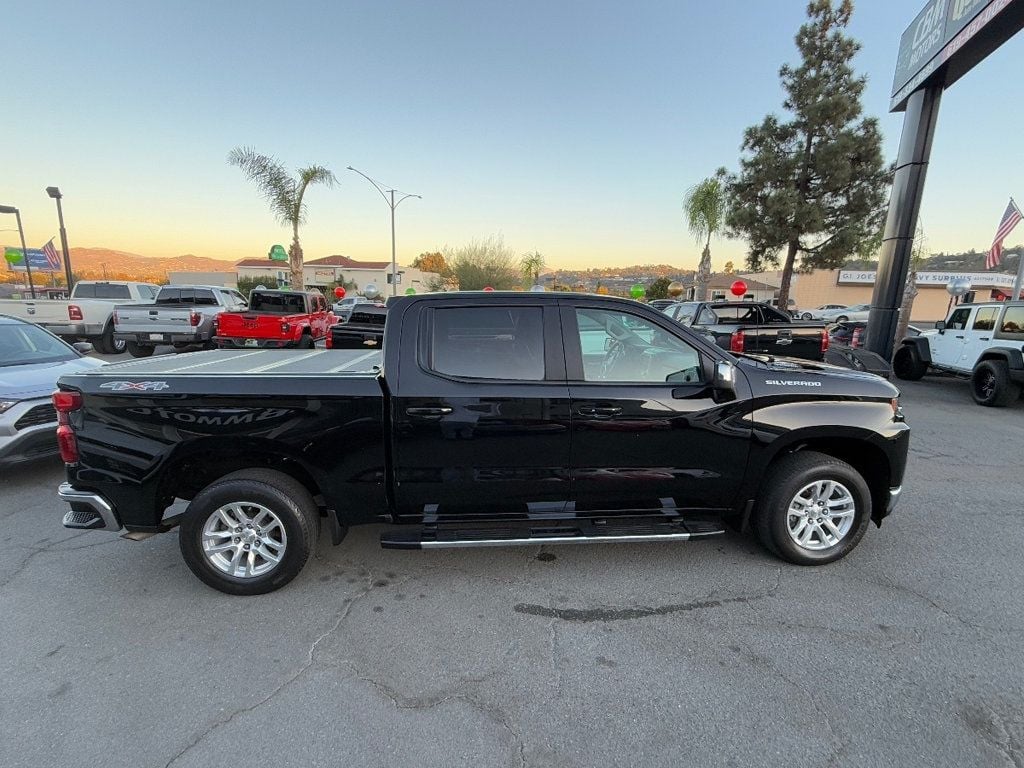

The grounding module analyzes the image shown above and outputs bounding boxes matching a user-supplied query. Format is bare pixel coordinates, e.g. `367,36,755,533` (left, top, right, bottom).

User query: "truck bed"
70,348,382,378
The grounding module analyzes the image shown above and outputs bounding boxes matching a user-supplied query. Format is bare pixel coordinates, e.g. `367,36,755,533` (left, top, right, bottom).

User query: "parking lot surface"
1,373,1022,768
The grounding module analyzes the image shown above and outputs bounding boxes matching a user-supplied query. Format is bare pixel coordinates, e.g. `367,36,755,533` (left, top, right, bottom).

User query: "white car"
818,303,870,323
799,304,849,320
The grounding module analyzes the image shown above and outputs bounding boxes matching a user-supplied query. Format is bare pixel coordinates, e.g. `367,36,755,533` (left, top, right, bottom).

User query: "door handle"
577,406,622,417
405,406,453,417
980,337,990,341
954,335,964,339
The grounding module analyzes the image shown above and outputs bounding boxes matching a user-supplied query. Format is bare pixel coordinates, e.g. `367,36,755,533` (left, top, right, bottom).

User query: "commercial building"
167,271,237,289
234,255,437,293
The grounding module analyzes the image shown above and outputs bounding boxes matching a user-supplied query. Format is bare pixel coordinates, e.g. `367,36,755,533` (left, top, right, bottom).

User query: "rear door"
929,306,974,370
959,306,999,368
563,300,751,515
390,299,572,521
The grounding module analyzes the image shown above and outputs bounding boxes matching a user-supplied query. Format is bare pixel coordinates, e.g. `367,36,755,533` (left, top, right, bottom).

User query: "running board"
380,520,724,550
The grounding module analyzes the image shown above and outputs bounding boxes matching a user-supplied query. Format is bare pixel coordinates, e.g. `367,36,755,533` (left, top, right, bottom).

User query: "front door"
930,306,973,369
562,302,751,515
391,302,572,521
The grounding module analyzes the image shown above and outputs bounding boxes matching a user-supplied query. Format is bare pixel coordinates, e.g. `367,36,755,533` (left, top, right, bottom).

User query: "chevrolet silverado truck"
894,301,1024,406
114,285,250,357
213,289,333,349
661,301,829,360
0,280,160,354
55,292,909,595
326,303,387,349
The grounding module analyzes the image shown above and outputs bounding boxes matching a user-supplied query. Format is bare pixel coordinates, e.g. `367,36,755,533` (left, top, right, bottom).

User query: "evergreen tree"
725,0,889,307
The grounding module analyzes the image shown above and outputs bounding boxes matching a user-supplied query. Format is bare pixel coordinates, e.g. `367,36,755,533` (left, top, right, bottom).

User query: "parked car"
214,289,333,349
327,304,388,349
0,315,104,465
332,295,376,322
114,285,249,357
819,303,871,323
767,297,800,318
894,301,1024,406
801,304,849,321
829,321,921,348
0,280,160,354
663,300,828,361
55,292,908,595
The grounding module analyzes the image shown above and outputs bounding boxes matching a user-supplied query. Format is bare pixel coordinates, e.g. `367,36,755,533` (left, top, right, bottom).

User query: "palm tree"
683,176,727,302
228,147,337,290
521,251,545,287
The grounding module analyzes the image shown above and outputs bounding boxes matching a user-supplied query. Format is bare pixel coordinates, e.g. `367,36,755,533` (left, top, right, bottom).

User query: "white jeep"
893,301,1024,407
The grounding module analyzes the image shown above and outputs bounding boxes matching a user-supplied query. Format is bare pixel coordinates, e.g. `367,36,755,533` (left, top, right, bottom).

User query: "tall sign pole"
865,0,1024,361
15,209,37,299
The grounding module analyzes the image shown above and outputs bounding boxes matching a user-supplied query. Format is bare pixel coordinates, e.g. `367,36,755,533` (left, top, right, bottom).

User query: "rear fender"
976,347,1024,371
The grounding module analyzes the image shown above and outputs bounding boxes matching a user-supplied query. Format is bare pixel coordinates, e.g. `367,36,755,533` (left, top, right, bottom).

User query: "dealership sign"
839,270,1016,288
891,0,1019,109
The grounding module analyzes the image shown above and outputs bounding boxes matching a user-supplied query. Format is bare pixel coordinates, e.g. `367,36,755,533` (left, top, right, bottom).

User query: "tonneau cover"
72,349,382,377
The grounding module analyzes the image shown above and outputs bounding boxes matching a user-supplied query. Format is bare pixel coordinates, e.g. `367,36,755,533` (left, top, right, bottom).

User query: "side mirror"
72,342,94,354
713,360,737,402
934,320,946,333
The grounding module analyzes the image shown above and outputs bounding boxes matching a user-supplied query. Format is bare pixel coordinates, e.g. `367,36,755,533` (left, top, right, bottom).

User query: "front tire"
179,470,320,595
126,341,154,358
972,360,1021,407
893,345,927,381
835,315,849,323
801,312,813,320
755,451,871,566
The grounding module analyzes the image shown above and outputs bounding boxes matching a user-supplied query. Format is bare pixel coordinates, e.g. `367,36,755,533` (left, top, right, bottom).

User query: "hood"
0,357,105,401
737,355,899,398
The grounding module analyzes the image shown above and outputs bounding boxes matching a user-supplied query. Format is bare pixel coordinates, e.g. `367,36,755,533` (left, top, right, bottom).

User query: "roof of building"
235,259,286,268
305,255,392,269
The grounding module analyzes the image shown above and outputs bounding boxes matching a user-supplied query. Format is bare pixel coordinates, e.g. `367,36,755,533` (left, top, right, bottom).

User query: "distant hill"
0,247,239,283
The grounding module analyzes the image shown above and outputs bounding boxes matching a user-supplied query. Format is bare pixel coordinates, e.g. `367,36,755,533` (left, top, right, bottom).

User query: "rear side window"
193,289,217,306
428,306,545,380
999,307,1024,337
137,285,157,300
972,307,998,331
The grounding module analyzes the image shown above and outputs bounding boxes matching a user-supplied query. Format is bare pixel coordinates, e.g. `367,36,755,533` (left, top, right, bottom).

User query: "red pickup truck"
214,289,333,349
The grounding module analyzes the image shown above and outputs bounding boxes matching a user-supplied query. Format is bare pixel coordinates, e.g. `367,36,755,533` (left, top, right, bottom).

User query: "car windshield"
0,323,76,366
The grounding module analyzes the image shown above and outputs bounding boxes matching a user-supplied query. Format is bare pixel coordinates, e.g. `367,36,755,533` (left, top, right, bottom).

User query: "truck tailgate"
114,305,194,334
737,325,825,359
217,312,305,339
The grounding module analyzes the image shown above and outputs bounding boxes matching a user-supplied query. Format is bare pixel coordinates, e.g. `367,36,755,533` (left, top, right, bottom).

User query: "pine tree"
725,0,889,307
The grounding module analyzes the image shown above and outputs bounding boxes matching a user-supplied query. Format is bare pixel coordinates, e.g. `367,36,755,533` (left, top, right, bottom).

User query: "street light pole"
0,205,36,298
46,187,74,291
347,167,421,297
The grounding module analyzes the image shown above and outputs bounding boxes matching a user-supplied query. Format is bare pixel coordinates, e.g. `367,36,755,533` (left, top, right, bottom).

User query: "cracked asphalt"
1,374,1022,768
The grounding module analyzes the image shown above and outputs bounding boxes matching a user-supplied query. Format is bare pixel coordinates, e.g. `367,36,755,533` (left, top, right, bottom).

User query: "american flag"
986,199,1022,270
41,238,61,270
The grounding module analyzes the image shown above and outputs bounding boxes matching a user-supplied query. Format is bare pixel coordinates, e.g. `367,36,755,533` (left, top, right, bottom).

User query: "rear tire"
297,333,314,349
179,469,320,595
96,322,127,355
126,341,154,358
836,315,849,323
801,312,813,320
754,451,871,566
971,360,1021,407
892,346,927,381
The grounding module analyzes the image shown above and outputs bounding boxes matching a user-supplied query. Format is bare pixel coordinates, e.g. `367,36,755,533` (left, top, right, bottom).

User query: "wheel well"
157,448,323,512
780,438,891,526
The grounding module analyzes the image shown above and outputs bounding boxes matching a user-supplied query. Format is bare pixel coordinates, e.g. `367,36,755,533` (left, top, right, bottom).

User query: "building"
167,271,237,288
234,255,437,293
680,274,777,302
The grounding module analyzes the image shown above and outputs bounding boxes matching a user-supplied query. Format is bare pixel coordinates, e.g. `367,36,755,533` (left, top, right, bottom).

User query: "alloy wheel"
786,480,856,551
201,502,287,578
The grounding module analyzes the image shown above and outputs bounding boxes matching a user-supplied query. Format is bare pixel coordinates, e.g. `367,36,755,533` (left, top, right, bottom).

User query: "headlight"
0,400,19,415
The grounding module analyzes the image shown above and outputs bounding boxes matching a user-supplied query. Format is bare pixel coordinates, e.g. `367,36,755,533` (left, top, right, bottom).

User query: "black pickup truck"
661,301,828,360
55,292,909,595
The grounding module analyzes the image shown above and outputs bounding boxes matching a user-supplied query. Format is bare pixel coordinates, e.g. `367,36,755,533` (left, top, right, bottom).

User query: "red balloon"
730,280,747,297
483,286,494,292
334,287,346,299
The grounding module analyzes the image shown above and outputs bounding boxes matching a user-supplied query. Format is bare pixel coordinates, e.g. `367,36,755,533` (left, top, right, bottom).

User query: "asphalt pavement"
1,370,1022,768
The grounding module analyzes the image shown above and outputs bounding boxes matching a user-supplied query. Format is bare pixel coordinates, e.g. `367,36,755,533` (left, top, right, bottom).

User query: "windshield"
0,324,76,366
249,292,307,314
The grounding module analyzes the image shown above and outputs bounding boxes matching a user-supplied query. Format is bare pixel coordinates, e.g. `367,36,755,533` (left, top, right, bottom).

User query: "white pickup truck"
893,301,1024,406
0,281,160,354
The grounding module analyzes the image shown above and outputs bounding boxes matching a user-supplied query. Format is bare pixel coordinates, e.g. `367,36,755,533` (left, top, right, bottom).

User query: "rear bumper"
58,483,123,532
40,322,104,337
214,336,298,349
114,331,206,345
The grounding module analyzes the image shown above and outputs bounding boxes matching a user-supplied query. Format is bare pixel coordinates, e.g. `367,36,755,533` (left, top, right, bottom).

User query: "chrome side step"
420,532,696,549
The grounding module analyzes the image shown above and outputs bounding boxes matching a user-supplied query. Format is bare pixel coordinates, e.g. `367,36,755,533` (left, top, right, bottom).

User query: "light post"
0,204,36,298
46,187,75,290
346,167,420,296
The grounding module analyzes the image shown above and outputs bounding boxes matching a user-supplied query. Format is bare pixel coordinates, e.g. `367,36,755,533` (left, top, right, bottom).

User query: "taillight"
112,309,119,324
821,330,830,354
850,327,862,349
52,390,83,464
189,310,201,326
68,305,83,321
730,330,744,353
326,332,333,349
281,322,291,333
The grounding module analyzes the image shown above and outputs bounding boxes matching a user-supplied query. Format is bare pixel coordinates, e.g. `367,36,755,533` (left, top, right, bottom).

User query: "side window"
137,285,156,300
73,283,96,298
193,289,217,306
575,308,702,384
947,308,971,330
972,307,997,331
999,307,1024,337
429,306,545,381
155,288,180,304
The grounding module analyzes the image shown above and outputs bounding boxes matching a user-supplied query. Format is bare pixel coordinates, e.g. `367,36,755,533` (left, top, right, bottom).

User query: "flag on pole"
986,198,1022,269
41,238,61,270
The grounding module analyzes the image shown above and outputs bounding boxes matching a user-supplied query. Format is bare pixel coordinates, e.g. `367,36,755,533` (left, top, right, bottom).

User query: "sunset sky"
4,1,1024,271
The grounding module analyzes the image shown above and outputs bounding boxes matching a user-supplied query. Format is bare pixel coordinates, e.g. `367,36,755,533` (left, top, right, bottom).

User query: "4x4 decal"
99,381,170,392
